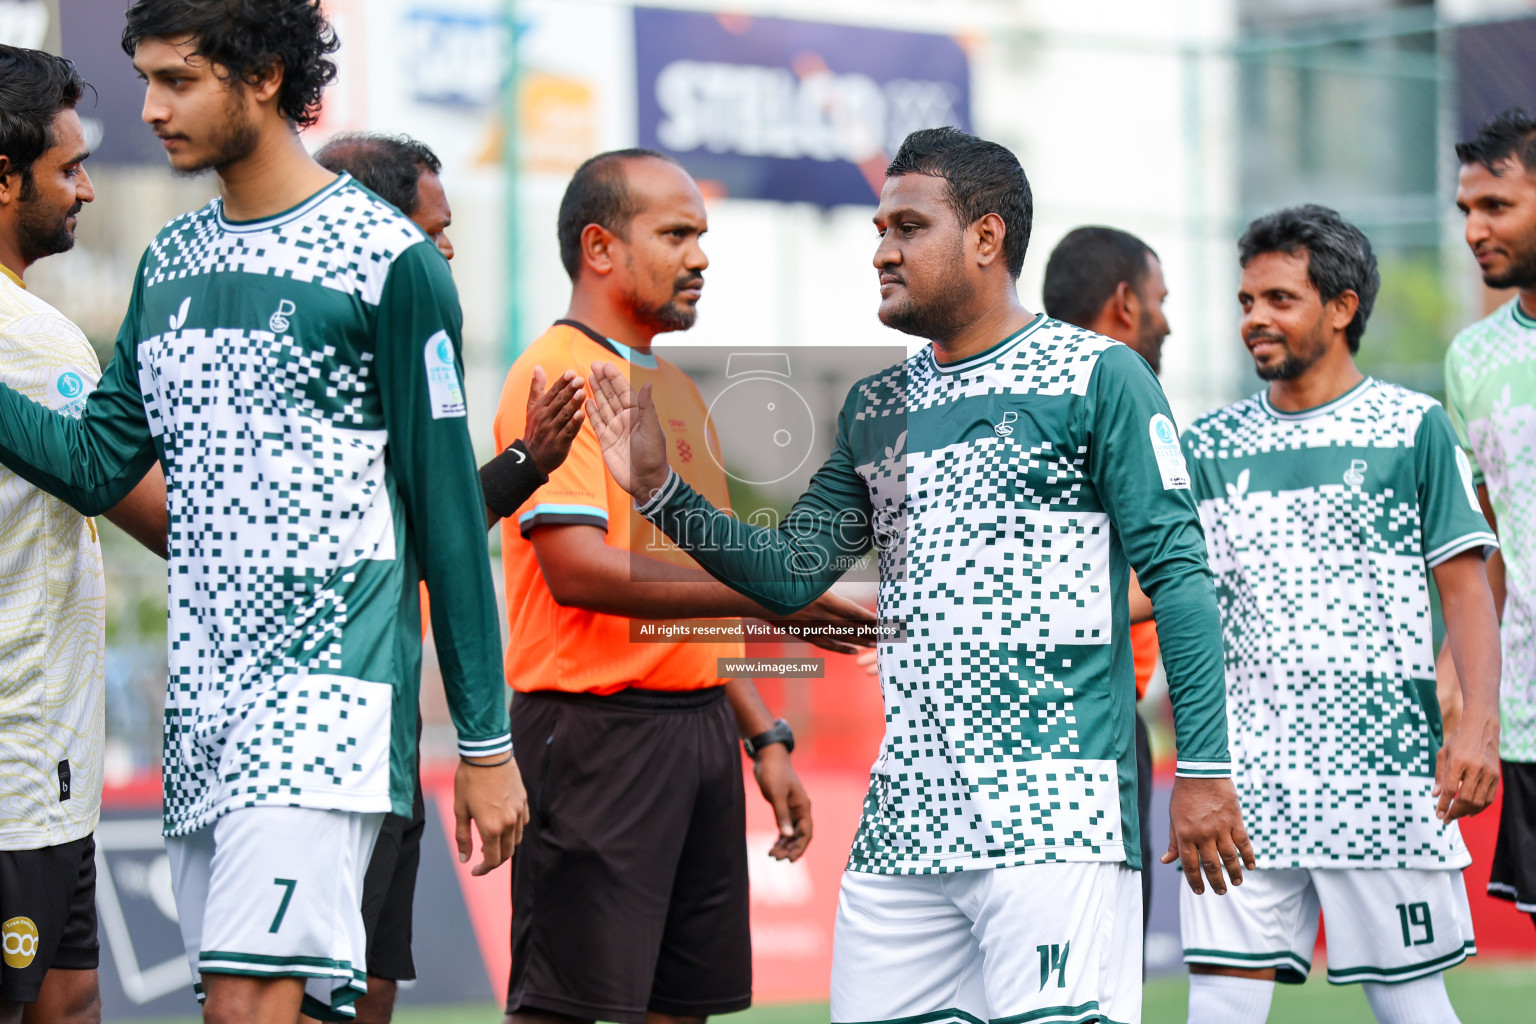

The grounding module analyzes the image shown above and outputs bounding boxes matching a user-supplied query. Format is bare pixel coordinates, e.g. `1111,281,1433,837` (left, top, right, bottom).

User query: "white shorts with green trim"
830,862,1142,1024
1180,866,1476,985
166,806,384,1021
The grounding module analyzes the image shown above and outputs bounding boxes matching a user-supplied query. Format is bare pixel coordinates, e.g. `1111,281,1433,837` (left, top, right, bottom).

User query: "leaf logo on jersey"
2,917,37,969
884,430,907,461
1225,468,1251,500
168,297,190,331
1147,413,1190,490
424,330,466,419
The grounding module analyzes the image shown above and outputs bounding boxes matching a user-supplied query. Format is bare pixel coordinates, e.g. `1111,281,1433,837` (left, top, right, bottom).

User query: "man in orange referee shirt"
1042,225,1172,936
495,149,872,1024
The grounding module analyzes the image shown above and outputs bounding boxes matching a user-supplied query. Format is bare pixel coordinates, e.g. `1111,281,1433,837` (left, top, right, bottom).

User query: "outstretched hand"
523,366,586,475
772,591,877,654
1161,775,1255,895
586,360,672,502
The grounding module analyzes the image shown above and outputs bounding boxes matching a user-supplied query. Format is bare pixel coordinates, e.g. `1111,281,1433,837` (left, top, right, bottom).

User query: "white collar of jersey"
925,312,1045,374
606,336,659,369
215,173,353,234
1259,376,1376,421
1513,298,1536,331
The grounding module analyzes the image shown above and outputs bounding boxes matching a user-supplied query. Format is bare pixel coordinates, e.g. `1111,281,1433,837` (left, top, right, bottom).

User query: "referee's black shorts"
1489,759,1536,913
0,834,98,1003
506,686,751,1024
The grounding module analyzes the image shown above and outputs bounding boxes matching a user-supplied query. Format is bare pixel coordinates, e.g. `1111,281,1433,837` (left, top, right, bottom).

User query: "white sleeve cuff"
458,734,513,759
634,468,682,518
1174,760,1232,779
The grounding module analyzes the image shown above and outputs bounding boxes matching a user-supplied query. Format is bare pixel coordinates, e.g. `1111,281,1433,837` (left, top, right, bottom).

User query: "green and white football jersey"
0,175,510,836
1183,378,1496,868
1445,299,1536,763
639,316,1232,875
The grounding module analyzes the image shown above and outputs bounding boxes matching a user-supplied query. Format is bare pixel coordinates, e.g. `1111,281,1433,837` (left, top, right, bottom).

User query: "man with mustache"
495,149,868,1024
584,127,1250,1024
0,44,169,1024
1444,108,1536,935
1178,205,1500,1024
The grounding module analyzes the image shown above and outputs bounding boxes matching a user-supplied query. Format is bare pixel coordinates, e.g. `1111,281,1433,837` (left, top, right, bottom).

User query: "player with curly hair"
0,4,526,1022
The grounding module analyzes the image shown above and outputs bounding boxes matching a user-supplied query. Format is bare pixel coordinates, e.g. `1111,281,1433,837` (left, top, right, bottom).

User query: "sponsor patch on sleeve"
1148,413,1190,490
46,368,94,418
424,331,467,419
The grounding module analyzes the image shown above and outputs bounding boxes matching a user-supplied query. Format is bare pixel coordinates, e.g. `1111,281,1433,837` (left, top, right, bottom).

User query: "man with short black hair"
1042,224,1173,937
316,133,452,260
1179,204,1501,1024
1445,107,1536,935
587,126,1251,1024
496,147,868,1024
0,43,167,1024
1043,225,1170,373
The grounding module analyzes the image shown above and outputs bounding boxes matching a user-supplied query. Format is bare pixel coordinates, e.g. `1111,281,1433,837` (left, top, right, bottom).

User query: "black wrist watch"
743,718,795,759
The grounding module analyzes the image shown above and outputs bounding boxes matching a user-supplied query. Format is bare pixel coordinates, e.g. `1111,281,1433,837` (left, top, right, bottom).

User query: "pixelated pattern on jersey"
137,180,415,835
144,178,420,305
1184,385,1417,461
1188,380,1472,868
845,320,1132,874
1449,304,1536,761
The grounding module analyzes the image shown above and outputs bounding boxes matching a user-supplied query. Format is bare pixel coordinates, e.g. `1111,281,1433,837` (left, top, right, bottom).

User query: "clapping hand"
586,360,672,502
523,366,587,474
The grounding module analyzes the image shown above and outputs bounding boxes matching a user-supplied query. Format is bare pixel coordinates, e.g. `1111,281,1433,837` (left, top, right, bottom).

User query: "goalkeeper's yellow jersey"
0,265,104,849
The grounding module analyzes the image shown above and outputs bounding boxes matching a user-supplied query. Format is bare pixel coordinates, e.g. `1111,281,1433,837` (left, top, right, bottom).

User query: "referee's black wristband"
480,440,549,519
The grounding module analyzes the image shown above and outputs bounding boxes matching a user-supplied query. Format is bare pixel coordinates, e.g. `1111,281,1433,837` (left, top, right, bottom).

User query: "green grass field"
139,961,1536,1023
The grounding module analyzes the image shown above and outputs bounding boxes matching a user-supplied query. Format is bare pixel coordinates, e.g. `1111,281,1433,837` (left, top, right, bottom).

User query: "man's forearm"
725,678,777,737
1438,558,1502,726
637,472,853,616
1476,486,1505,620
532,526,815,620
1146,569,1231,773
1487,550,1507,622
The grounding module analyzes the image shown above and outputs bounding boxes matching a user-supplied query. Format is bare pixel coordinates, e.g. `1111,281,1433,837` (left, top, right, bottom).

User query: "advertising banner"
634,7,970,207
1455,17,1536,142
58,0,163,165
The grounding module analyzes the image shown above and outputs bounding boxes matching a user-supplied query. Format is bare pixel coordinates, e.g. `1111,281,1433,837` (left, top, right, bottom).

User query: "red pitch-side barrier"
430,761,1536,1004
100,644,1535,1008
